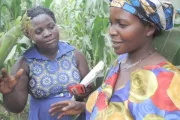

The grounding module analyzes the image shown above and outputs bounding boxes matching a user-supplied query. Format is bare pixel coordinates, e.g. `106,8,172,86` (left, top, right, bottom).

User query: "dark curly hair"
27,6,56,23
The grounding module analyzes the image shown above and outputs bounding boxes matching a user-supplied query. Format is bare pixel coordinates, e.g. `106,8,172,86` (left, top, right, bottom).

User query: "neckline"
24,41,75,60
114,61,170,92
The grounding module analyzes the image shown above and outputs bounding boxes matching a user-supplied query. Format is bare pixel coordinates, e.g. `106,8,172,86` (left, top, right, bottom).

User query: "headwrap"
110,0,175,31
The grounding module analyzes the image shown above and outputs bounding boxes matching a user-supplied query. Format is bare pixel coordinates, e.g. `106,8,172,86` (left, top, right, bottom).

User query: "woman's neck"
126,43,155,65
36,45,59,60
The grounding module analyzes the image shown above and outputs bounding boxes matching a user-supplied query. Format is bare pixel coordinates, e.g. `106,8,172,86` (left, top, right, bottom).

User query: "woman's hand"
49,100,85,120
0,68,24,94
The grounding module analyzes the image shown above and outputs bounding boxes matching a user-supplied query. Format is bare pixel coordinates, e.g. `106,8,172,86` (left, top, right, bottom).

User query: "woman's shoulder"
23,46,37,59
58,40,75,50
131,62,180,91
142,62,180,75
131,62,180,90
131,62,180,80
129,62,180,109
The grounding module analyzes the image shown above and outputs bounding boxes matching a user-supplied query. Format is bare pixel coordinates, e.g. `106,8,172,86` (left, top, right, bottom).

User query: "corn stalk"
52,0,116,74
0,25,22,69
0,0,53,119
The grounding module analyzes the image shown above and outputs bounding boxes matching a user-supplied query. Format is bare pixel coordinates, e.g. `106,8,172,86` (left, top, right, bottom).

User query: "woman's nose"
109,25,118,36
43,29,52,37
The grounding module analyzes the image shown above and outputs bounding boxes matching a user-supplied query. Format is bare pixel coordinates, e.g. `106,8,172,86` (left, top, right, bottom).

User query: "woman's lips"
45,39,55,45
111,41,124,48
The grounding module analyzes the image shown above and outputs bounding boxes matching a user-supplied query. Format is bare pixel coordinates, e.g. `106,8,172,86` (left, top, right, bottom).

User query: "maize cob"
71,61,104,100
80,61,104,87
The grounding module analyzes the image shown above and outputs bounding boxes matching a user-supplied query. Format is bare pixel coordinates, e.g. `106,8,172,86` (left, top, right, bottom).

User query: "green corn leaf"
0,113,9,120
10,0,21,19
154,27,180,66
42,0,53,8
0,25,22,69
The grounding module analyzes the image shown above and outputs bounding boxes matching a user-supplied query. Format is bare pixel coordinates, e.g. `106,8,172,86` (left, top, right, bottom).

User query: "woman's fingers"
49,101,72,115
51,101,69,107
9,69,24,89
1,68,9,78
50,101,84,119
15,69,24,80
49,105,65,115
49,105,64,116
61,103,74,111
57,112,66,120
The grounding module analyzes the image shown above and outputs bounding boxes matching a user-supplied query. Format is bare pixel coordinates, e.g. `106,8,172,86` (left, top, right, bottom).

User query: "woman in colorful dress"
0,6,91,120
49,0,180,120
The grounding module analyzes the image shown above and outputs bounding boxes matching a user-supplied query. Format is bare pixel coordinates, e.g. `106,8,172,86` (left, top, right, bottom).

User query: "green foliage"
10,0,21,19
52,0,117,80
0,0,54,119
0,0,32,32
42,0,53,8
0,24,22,69
154,26,180,66
51,0,180,88
0,0,33,119
0,0,179,119
154,10,180,66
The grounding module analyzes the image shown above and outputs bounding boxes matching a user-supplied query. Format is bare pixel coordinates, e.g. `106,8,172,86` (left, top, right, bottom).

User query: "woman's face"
109,7,151,55
29,14,59,50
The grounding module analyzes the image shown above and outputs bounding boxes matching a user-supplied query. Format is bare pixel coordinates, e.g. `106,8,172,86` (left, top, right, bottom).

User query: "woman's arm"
2,56,29,113
73,50,95,100
74,49,89,79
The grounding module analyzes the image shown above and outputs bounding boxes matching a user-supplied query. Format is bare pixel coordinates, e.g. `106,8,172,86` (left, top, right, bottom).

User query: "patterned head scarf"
110,0,175,31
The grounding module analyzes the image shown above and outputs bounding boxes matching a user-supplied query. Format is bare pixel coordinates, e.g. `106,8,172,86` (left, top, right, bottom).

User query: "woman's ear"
146,23,156,37
24,31,29,38
24,29,34,40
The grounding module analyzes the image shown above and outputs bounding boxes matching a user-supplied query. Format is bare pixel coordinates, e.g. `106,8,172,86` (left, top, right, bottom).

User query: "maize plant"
50,0,115,88
0,24,22,69
154,10,180,66
0,11,33,68
51,0,117,81
51,0,180,88
0,0,53,119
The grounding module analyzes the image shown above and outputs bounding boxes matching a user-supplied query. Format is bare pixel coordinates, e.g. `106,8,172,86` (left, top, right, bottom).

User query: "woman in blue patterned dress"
0,6,91,120
49,0,180,120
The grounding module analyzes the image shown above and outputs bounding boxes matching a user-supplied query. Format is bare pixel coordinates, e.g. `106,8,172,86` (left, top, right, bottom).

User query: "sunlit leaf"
42,0,53,8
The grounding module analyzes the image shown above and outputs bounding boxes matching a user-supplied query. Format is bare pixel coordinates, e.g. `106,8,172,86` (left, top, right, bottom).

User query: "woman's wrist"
79,102,86,111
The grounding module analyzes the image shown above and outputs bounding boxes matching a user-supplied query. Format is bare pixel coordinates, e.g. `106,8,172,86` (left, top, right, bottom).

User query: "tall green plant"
154,10,180,66
0,0,54,119
52,0,116,79
52,0,180,86
0,0,32,119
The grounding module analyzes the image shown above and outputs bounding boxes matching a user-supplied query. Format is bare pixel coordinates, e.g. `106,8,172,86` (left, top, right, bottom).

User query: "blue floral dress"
24,41,81,120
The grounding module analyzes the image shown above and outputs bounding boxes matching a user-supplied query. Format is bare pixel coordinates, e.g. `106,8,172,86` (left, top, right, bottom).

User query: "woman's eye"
118,23,127,28
49,24,55,29
35,29,42,34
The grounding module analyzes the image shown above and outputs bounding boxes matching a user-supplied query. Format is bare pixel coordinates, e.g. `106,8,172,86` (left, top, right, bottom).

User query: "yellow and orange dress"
86,54,180,120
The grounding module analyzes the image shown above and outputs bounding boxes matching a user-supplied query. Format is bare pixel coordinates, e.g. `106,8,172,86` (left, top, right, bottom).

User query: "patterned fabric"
86,54,180,120
110,0,175,31
24,41,81,99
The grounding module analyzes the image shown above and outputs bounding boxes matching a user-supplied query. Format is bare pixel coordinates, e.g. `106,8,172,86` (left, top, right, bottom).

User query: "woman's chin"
114,49,126,55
